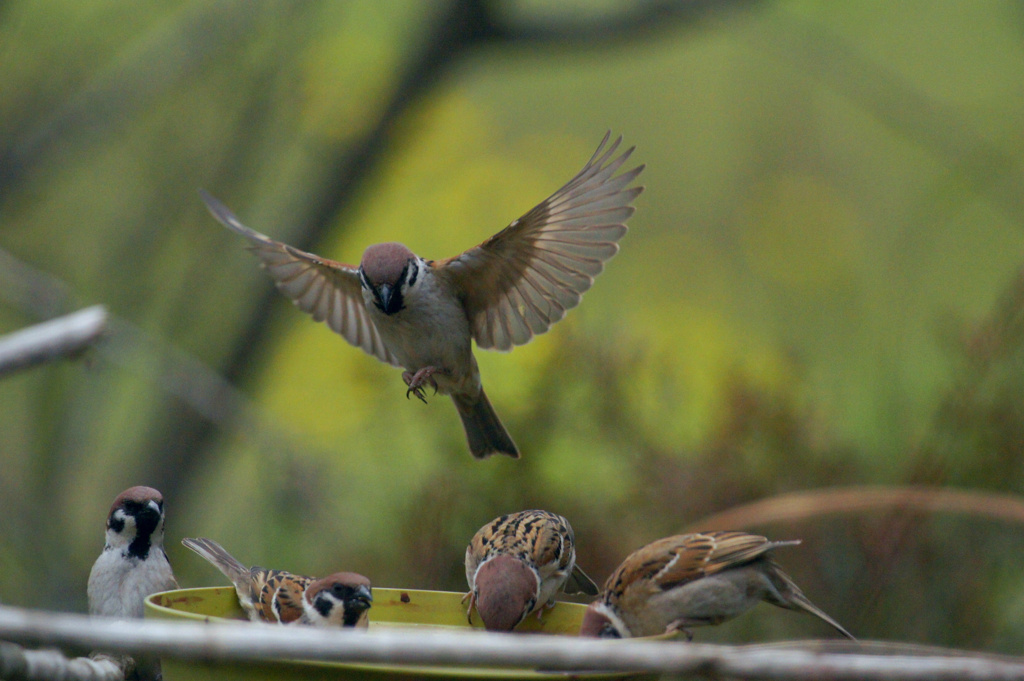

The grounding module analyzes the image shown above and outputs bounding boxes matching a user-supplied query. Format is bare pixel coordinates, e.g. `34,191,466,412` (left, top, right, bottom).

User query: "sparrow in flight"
201,132,643,459
181,537,372,627
579,531,855,640
464,509,598,631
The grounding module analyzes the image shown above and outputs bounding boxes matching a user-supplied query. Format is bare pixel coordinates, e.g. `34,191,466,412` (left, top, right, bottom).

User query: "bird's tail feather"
765,562,856,640
452,389,519,459
564,564,600,596
181,537,250,586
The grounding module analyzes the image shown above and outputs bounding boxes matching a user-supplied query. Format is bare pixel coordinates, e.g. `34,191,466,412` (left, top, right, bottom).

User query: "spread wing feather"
437,133,644,351
200,190,399,366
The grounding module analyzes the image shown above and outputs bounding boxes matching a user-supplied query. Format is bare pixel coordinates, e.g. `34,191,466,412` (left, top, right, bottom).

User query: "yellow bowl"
145,587,659,680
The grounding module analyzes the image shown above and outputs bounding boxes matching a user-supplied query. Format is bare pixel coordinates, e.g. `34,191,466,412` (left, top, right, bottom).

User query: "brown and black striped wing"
253,569,313,624
605,532,781,602
466,510,584,586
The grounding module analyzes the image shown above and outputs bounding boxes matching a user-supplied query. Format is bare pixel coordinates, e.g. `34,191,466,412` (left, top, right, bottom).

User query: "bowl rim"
144,586,659,679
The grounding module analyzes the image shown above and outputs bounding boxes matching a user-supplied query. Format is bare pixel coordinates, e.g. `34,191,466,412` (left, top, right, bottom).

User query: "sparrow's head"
104,486,167,559
473,554,539,632
579,600,628,638
304,572,373,628
358,242,418,315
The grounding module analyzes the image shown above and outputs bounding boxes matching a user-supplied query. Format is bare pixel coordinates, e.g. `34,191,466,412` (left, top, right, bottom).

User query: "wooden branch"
1,606,1023,680
0,306,107,378
685,485,1024,532
0,642,123,681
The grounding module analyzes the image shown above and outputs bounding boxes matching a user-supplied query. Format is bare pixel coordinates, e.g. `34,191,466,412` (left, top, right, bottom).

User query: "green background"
2,0,1024,652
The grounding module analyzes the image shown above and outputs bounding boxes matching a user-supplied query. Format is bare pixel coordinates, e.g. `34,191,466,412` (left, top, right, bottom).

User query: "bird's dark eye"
332,584,351,599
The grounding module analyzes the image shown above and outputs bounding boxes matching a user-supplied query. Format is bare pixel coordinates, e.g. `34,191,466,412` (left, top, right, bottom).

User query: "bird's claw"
665,620,694,641
403,367,440,403
463,591,475,625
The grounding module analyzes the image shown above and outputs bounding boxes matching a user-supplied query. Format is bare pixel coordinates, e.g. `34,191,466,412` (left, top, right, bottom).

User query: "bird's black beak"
374,283,403,315
376,283,393,310
132,504,162,537
347,585,373,613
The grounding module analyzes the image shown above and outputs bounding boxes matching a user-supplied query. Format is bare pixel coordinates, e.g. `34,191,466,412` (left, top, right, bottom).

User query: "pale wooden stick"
0,641,123,681
0,306,107,378
1,605,1023,680
685,485,1024,531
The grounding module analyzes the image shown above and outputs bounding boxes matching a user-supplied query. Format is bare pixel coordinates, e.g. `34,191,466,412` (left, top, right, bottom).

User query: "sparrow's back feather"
604,531,788,597
468,510,572,568
259,570,312,623
467,510,595,598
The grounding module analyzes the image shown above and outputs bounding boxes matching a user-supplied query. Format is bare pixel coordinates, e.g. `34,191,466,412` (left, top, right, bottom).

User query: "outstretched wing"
201,191,399,366
437,133,644,351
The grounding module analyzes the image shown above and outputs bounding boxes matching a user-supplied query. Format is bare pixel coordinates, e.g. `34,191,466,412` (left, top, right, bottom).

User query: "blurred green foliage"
2,0,1024,656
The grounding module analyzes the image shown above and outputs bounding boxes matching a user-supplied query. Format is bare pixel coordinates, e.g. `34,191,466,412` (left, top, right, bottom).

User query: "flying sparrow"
201,132,643,459
181,537,372,627
579,531,854,640
464,510,598,631
87,486,179,681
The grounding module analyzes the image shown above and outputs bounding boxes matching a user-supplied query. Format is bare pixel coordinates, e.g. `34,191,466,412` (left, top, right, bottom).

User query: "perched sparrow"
181,537,372,627
88,486,179,619
579,531,854,640
201,132,643,459
464,510,598,631
87,486,178,681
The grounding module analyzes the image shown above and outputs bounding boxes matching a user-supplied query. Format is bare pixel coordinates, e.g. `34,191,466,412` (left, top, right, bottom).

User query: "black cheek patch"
108,514,126,534
313,594,334,618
